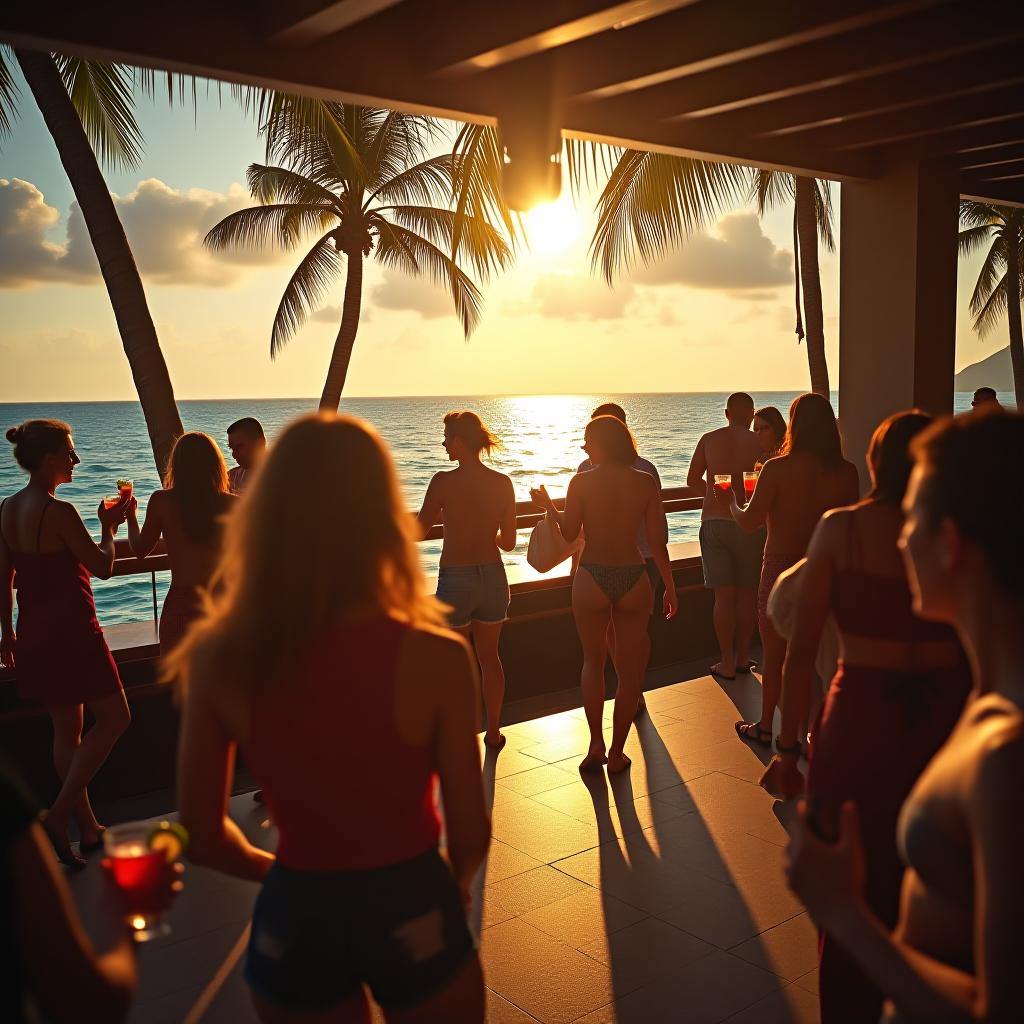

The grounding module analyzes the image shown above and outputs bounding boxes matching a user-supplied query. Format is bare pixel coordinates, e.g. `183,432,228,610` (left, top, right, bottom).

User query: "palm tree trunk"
319,252,363,411
1007,219,1024,411
16,49,183,474
794,176,829,397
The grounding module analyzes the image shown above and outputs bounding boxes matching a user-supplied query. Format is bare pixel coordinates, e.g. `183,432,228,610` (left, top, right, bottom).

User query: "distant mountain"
954,346,1013,391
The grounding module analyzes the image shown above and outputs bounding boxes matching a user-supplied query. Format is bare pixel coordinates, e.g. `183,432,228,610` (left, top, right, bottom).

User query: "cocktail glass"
102,495,121,510
103,820,186,942
743,471,758,499
117,478,133,500
713,473,732,496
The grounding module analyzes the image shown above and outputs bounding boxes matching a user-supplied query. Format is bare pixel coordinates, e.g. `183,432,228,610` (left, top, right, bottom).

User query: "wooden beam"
263,0,404,45
556,0,948,100
781,85,1024,153
959,178,1024,206
425,0,696,75
683,42,1024,141
962,148,1024,172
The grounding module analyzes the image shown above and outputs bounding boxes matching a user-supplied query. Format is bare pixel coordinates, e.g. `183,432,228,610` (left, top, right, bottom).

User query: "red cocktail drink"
743,471,758,499
102,495,120,510
109,844,166,915
104,820,187,941
713,474,732,496
117,478,133,500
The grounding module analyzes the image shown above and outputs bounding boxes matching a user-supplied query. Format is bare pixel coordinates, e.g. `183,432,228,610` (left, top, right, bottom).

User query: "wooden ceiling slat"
263,0,404,45
676,43,1024,141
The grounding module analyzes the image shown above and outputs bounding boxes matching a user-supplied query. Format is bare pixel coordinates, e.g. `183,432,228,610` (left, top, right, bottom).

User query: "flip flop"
710,663,737,681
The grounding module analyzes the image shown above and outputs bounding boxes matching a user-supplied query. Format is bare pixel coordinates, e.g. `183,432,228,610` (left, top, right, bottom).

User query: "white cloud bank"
0,177,288,289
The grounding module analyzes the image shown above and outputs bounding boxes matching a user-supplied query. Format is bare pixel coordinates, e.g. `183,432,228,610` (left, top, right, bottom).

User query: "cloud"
0,177,290,289
369,268,455,319
529,274,635,321
632,212,792,292
311,303,370,324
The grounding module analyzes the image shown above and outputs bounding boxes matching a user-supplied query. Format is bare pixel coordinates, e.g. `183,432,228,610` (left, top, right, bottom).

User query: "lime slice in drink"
146,821,189,861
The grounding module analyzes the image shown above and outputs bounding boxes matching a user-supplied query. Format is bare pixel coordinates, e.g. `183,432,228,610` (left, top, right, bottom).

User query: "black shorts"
246,847,476,1012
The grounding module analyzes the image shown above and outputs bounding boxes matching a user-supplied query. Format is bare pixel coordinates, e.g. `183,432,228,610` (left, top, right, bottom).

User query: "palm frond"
813,178,835,252
133,66,198,109
590,150,749,283
373,219,485,337
246,163,340,210
364,110,437,190
271,232,345,356
204,203,338,253
563,136,624,198
959,200,1001,230
55,56,144,170
749,169,794,217
968,238,1006,318
972,269,1009,338
958,223,994,258
374,204,513,279
451,123,521,254
0,47,21,142
365,152,456,208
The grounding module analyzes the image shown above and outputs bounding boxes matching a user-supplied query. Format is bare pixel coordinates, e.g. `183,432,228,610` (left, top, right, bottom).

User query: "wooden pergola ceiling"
2,0,1023,203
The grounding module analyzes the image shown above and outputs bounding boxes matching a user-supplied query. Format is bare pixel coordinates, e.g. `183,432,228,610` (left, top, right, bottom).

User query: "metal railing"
111,488,704,620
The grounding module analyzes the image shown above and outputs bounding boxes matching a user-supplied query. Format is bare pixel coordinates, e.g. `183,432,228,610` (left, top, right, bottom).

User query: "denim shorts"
246,848,475,1012
699,520,766,588
436,563,510,628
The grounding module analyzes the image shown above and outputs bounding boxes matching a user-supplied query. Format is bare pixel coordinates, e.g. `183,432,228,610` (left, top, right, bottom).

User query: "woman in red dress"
0,420,131,868
761,411,971,1022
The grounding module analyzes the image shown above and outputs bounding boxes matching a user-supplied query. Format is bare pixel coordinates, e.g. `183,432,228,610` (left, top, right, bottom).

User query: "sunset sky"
0,75,1003,402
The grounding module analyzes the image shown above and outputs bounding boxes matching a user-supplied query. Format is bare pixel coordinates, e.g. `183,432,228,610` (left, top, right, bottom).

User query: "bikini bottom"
580,563,647,604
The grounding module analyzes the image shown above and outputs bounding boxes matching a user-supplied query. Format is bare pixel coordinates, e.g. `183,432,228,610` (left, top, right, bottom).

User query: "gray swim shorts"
436,563,510,628
699,520,766,589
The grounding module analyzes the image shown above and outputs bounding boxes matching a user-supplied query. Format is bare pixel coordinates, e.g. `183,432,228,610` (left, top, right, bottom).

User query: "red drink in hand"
102,496,120,510
713,474,732,496
743,471,758,499
109,844,166,915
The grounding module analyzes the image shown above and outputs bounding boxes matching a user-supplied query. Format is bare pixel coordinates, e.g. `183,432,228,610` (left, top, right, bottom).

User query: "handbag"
526,514,581,573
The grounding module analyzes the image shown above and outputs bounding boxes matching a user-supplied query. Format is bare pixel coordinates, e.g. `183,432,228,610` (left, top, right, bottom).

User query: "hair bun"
5,426,21,444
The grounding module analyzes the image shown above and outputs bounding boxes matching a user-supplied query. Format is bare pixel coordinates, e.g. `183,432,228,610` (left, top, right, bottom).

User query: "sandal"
775,739,804,758
735,720,773,747
737,660,757,674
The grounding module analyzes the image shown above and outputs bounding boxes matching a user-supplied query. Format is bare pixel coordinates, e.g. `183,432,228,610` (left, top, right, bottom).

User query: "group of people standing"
1,394,1022,1024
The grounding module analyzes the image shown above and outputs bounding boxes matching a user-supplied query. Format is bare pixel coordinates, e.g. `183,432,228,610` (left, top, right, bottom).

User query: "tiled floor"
69,669,819,1023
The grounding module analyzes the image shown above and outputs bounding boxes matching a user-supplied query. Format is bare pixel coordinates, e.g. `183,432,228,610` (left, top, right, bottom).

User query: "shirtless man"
688,393,765,679
418,411,517,748
226,417,266,495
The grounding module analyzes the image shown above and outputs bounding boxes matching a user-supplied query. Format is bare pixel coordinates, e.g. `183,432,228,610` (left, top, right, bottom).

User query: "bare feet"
607,751,632,774
78,824,107,853
579,745,608,774
43,815,86,870
710,662,737,680
484,732,507,751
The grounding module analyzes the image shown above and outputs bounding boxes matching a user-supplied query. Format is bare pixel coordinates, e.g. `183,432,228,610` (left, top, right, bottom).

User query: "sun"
524,197,583,256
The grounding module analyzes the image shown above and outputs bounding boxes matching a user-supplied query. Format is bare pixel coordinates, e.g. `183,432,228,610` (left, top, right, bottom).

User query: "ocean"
0,391,1003,626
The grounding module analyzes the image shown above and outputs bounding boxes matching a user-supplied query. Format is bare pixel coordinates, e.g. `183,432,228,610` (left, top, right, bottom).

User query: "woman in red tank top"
0,419,132,868
167,413,491,1023
761,411,971,1023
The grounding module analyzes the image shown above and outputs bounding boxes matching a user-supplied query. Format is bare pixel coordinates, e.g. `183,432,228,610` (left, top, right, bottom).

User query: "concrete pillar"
838,160,959,489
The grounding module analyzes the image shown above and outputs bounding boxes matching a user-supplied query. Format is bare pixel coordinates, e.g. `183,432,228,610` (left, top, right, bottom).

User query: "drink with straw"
743,471,758,500
104,821,188,942
713,473,732,498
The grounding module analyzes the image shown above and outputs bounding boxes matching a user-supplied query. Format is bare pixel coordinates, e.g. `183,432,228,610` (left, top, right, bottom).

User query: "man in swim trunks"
227,417,267,495
688,393,765,680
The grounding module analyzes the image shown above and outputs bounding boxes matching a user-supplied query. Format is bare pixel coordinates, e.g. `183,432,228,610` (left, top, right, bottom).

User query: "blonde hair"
443,410,501,455
164,432,230,543
163,413,445,695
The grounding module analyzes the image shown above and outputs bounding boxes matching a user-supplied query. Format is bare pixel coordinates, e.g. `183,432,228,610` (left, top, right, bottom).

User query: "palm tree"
751,172,835,397
1,49,183,473
205,104,514,410
959,201,1024,409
